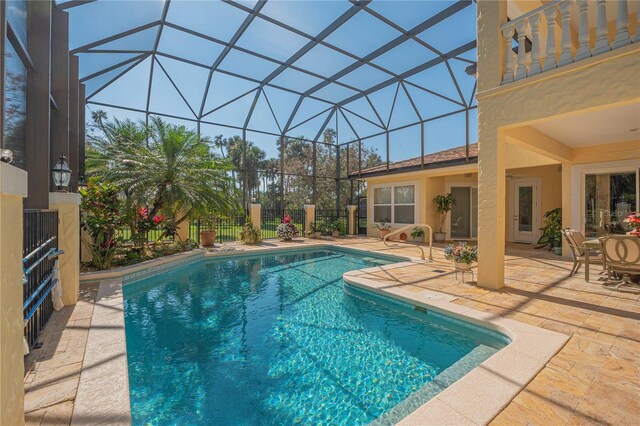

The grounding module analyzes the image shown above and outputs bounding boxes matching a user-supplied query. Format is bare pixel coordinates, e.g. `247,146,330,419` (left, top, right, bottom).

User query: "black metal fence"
189,208,250,243
116,227,172,243
23,210,59,349
261,209,305,239
314,209,349,236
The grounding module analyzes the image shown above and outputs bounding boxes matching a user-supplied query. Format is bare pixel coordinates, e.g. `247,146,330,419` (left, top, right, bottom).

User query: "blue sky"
70,0,477,161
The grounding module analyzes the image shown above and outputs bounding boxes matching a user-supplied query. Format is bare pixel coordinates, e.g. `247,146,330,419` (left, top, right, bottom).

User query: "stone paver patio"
24,238,640,425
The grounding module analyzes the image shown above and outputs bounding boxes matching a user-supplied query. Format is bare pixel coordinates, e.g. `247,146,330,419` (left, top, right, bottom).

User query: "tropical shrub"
276,214,298,240
80,180,123,270
444,242,478,264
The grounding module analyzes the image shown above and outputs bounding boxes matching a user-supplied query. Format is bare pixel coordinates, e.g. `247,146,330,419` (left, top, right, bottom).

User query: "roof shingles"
352,143,477,177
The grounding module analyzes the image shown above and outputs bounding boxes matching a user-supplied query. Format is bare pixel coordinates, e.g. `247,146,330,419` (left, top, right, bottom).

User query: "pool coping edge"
343,270,570,425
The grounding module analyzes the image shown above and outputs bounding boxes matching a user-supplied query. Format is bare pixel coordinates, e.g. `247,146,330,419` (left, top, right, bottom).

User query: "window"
373,184,415,224
3,40,28,169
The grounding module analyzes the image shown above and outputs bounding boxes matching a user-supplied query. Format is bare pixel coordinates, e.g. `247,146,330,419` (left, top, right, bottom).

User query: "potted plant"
330,219,343,238
536,208,562,252
199,215,218,247
444,242,478,271
411,226,425,243
433,193,456,243
309,221,322,238
371,222,392,240
276,214,298,241
238,220,261,244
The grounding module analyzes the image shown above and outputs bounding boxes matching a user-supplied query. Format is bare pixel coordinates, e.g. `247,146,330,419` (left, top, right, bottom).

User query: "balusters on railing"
593,0,611,55
613,0,631,48
501,0,638,86
558,1,574,66
542,5,559,72
528,14,542,75
575,0,592,60
515,19,529,80
502,25,516,83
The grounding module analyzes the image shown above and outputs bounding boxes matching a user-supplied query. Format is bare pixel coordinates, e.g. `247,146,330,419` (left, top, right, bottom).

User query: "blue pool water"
123,248,508,425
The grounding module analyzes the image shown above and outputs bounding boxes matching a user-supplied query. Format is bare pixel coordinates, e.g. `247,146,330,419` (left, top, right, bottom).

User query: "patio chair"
561,229,603,276
600,235,640,292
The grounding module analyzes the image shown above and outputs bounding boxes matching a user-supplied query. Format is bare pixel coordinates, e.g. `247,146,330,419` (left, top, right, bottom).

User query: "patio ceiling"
61,0,477,147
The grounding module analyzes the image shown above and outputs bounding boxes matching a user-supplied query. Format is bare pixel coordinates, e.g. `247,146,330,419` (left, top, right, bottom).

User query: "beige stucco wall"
0,163,27,426
476,0,640,289
50,193,81,306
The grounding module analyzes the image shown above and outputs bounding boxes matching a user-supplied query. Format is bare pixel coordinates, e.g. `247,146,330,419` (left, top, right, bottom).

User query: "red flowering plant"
132,207,165,243
276,214,299,241
623,211,640,232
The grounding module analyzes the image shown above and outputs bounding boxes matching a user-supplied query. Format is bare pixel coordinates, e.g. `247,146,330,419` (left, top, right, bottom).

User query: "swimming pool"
123,248,508,425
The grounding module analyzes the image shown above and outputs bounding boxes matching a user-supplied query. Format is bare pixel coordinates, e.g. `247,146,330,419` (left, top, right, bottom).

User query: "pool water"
123,248,508,425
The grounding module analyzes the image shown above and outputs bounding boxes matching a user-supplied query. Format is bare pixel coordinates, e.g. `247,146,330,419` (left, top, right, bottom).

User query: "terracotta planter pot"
332,230,340,238
200,230,217,247
314,232,322,239
380,229,391,240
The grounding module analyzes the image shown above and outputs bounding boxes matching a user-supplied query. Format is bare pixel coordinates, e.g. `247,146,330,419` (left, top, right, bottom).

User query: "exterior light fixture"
51,152,71,191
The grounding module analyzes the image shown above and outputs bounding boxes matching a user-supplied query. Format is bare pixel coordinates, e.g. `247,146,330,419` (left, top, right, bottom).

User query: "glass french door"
450,186,478,239
513,180,540,243
584,171,638,237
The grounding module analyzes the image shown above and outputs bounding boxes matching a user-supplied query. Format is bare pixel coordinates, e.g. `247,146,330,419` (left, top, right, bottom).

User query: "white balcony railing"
501,0,638,84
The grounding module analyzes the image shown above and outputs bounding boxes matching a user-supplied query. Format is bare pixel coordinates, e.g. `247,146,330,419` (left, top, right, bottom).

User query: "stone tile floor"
24,238,640,425
24,283,99,426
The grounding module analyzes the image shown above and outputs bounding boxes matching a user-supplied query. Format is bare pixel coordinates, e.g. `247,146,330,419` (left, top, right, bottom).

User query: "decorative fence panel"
260,209,305,239
23,210,59,349
189,208,250,244
315,209,349,236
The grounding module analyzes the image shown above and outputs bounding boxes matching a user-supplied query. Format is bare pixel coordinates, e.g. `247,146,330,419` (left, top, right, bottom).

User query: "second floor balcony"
501,0,639,84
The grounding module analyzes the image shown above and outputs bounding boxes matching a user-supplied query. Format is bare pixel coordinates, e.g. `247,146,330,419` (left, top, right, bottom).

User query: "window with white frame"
373,184,415,224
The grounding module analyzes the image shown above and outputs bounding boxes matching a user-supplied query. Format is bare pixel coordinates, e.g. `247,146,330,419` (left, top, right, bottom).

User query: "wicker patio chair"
561,229,603,276
600,235,640,292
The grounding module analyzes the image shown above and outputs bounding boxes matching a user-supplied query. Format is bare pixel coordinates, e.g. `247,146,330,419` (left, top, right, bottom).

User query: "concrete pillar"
250,204,261,230
175,210,190,242
561,163,573,257
346,205,357,235
477,131,507,289
303,204,315,233
176,222,190,242
0,163,27,425
49,192,80,305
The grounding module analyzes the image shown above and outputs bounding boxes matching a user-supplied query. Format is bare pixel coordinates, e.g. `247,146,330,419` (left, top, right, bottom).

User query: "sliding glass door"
450,186,478,240
584,171,638,237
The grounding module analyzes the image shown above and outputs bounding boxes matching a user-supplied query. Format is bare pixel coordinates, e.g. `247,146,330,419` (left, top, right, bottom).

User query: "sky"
68,0,478,161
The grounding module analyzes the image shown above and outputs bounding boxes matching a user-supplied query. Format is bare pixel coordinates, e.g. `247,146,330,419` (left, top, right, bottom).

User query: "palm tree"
86,116,239,232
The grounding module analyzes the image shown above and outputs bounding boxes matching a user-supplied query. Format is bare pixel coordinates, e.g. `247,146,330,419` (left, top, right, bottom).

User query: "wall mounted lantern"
51,152,71,191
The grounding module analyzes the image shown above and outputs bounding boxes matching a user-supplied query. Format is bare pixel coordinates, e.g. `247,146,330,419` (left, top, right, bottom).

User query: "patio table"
583,238,602,282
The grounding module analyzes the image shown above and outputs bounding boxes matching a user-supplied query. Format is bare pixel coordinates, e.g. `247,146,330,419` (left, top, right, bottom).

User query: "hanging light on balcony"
51,152,71,191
